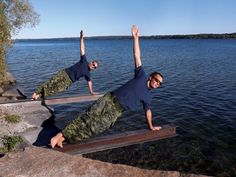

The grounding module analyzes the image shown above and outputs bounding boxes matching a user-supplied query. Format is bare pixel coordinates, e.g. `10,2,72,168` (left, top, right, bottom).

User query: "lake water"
7,39,236,176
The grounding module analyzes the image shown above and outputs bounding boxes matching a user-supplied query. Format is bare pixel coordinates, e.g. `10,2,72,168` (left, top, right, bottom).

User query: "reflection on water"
7,39,236,176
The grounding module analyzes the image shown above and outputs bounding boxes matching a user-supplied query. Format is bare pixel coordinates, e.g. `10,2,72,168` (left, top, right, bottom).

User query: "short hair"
149,72,164,79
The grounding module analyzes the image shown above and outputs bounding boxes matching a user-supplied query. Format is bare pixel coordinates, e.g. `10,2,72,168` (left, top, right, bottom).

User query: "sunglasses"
153,77,162,86
92,62,97,69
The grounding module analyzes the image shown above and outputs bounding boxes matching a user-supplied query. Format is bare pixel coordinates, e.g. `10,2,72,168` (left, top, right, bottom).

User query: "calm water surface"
7,39,236,176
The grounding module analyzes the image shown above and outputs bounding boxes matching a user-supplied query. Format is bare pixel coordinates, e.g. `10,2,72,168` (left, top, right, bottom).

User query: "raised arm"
80,30,85,56
131,25,141,68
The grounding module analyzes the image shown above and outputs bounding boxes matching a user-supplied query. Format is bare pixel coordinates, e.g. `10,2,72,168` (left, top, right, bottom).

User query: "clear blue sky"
14,0,236,39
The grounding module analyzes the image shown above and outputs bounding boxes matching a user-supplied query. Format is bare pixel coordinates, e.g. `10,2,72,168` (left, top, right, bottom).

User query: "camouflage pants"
62,93,124,143
35,70,72,97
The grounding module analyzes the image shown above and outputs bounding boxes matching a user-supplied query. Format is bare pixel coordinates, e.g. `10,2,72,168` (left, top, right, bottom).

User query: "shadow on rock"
33,103,61,147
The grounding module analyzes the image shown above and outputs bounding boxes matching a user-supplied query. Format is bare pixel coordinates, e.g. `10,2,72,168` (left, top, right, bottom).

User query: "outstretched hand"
80,30,84,38
91,92,99,95
131,25,139,38
151,126,162,131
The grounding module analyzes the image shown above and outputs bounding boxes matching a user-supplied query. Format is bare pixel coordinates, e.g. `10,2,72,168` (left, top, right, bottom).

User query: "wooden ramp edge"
45,94,104,105
0,94,104,106
54,124,177,155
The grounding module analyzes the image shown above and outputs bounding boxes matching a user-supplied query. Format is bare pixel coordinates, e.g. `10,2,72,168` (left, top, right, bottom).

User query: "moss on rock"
4,114,21,123
1,136,23,152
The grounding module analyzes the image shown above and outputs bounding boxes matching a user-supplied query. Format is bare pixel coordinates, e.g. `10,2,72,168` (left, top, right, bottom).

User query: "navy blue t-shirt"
113,66,152,111
65,55,91,83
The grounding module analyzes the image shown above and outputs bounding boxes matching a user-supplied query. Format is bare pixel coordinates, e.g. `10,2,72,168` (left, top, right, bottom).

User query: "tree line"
15,32,236,42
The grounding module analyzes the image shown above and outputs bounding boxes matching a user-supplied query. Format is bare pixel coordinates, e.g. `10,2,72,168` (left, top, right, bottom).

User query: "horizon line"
13,32,236,40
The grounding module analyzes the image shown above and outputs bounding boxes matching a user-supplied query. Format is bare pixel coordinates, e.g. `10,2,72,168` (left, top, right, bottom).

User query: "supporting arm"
88,80,97,95
145,109,162,130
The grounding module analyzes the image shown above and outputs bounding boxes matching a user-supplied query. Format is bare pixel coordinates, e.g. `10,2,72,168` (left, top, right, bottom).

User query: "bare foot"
32,93,41,100
50,133,65,148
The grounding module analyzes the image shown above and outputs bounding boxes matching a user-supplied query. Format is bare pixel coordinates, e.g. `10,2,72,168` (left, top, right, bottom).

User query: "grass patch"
5,114,21,123
0,147,6,153
1,136,23,152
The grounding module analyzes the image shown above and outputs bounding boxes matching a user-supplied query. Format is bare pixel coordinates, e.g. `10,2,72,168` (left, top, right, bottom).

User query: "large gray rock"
0,146,211,177
0,87,3,95
1,88,25,99
0,97,10,103
0,101,53,146
5,72,16,84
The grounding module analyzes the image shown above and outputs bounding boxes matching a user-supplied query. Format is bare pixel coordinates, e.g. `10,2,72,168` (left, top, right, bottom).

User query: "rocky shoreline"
0,73,212,177
0,71,23,103
0,146,212,177
0,97,212,177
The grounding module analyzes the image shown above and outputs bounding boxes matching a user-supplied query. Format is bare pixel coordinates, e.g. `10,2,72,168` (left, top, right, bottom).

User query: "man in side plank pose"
32,30,99,100
51,25,164,148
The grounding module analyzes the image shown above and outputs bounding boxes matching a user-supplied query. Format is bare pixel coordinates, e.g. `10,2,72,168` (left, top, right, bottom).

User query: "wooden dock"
54,124,177,155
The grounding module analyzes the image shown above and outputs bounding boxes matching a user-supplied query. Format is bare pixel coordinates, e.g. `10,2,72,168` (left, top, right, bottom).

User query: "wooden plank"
45,94,104,105
0,94,104,106
54,124,177,155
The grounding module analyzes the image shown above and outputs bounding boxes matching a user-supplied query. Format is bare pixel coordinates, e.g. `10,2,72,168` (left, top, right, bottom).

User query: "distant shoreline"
14,32,236,41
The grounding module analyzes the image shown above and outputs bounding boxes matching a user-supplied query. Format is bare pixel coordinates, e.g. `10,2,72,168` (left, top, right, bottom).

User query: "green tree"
0,3,10,85
0,0,39,86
